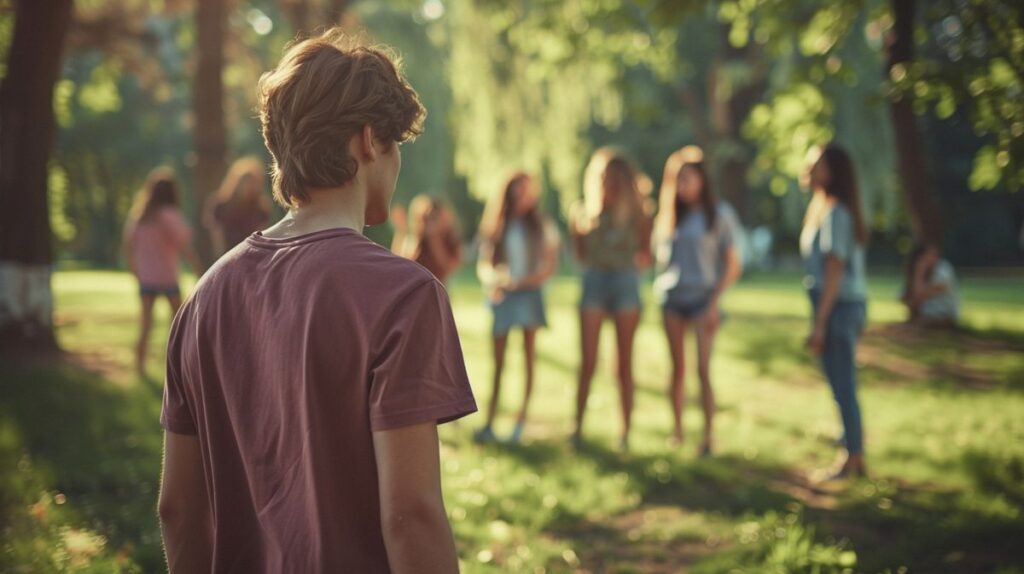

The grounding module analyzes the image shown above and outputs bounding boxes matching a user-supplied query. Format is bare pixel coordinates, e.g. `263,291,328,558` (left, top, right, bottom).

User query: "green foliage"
0,421,138,572
445,0,689,212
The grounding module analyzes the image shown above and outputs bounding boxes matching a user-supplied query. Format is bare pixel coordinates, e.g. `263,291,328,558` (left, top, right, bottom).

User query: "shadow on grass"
860,323,1024,392
489,436,1024,573
728,314,816,380
0,357,165,571
815,470,1024,573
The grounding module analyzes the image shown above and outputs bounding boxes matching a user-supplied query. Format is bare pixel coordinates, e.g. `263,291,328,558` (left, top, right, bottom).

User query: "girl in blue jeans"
801,144,870,478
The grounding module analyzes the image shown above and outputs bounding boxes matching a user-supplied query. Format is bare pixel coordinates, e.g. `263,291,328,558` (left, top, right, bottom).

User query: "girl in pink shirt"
122,167,201,377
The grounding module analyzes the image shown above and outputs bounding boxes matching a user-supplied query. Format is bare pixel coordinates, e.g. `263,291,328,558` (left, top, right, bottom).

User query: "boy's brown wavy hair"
257,29,425,208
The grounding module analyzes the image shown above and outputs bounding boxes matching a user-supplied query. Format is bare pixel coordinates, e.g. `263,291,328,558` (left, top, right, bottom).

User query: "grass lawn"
1,268,1023,572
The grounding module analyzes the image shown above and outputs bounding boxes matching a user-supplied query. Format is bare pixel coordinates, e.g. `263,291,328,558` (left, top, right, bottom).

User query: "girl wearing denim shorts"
801,144,869,479
122,167,202,378
570,148,653,451
653,146,742,456
475,172,559,444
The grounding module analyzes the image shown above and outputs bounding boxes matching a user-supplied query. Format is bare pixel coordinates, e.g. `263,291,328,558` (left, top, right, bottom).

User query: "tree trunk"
708,22,766,224
887,0,942,245
194,0,229,265
284,0,312,37
0,0,75,354
325,0,347,25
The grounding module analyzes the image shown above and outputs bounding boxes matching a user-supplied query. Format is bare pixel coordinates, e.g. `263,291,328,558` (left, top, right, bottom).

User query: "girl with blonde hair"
570,147,653,450
205,156,272,255
391,194,462,283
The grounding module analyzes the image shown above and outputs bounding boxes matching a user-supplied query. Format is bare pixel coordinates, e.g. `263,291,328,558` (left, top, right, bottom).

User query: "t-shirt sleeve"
717,206,737,252
819,206,854,262
160,310,198,435
368,279,477,431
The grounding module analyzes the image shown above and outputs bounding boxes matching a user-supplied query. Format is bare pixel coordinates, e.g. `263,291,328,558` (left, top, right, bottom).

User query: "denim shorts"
661,292,713,320
580,268,641,313
139,283,180,298
491,288,547,336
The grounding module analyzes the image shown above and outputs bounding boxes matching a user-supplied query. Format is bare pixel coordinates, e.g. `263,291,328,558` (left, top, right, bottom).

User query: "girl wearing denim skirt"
653,146,742,456
475,172,560,444
570,148,653,451
801,144,869,479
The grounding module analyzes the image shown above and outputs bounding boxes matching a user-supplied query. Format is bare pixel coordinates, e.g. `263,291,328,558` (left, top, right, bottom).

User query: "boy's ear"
358,124,377,160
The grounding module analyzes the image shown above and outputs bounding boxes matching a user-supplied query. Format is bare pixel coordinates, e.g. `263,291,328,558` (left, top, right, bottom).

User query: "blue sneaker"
570,432,583,451
507,423,524,444
474,426,497,444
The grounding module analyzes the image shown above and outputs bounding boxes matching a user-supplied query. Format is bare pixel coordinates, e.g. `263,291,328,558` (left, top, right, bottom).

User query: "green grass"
2,269,1023,572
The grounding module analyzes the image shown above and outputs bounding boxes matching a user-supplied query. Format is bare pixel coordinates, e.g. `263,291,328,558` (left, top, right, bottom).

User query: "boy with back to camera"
157,29,476,573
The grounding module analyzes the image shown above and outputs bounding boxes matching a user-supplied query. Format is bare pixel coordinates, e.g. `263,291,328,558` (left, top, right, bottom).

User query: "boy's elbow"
381,497,447,540
157,492,193,528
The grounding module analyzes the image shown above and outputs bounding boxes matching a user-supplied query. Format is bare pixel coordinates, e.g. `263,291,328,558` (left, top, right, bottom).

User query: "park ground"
1,268,1023,572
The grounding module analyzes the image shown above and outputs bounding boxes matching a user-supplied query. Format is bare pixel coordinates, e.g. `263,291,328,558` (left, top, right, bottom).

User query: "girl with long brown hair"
475,172,560,444
653,146,742,456
801,143,869,478
205,156,272,255
391,194,462,283
570,147,653,450
122,166,202,377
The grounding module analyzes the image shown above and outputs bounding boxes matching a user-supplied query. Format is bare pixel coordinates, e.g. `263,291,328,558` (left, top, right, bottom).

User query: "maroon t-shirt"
161,227,476,573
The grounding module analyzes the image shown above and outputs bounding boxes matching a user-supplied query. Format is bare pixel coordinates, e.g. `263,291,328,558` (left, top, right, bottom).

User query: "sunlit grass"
1,268,1022,572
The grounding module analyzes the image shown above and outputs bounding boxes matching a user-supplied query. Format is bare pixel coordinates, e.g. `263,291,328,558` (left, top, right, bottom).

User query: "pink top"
161,228,476,572
126,207,192,287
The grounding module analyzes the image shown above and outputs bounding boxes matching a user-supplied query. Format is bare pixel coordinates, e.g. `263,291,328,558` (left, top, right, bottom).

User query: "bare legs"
484,334,508,429
479,327,538,443
663,312,688,445
663,310,719,454
574,310,604,442
513,328,538,439
135,295,157,377
135,293,183,378
694,313,717,455
575,309,638,449
612,311,639,447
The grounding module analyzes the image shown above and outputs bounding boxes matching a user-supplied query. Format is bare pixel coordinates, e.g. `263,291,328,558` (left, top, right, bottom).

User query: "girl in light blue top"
801,144,869,479
476,172,560,444
654,146,743,456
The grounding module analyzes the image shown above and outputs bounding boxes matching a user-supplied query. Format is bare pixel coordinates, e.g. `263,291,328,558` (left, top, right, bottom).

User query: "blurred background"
0,0,1022,572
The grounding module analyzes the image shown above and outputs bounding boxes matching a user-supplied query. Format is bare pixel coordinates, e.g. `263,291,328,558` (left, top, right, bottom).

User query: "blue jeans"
809,290,866,455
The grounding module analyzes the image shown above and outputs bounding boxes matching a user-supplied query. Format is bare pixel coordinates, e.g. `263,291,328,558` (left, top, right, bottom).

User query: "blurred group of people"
468,142,959,481
121,158,271,376
122,146,961,481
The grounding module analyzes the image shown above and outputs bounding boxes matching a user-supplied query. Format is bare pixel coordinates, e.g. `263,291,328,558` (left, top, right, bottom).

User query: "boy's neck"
265,183,367,238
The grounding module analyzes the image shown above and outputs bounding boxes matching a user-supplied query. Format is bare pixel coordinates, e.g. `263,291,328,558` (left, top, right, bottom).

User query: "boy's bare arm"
373,422,459,574
159,431,213,573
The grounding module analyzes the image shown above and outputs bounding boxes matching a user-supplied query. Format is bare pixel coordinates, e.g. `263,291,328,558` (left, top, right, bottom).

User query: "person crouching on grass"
157,29,476,573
